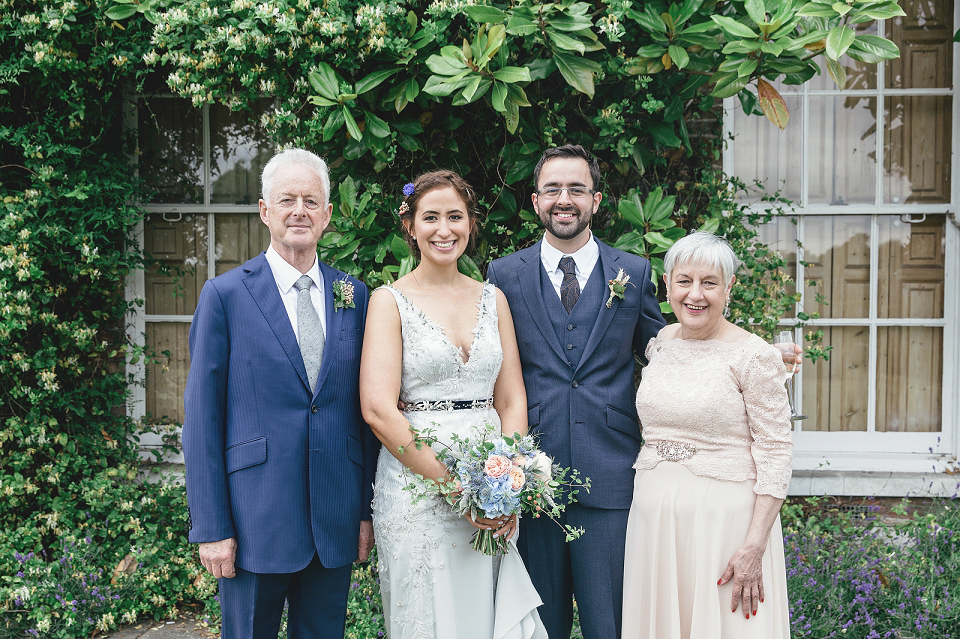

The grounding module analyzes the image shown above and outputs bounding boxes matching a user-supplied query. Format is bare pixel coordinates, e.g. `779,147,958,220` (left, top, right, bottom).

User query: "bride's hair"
397,170,483,258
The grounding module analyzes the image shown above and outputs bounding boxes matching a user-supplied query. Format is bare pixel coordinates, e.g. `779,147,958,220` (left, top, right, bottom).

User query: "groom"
487,144,665,639
182,148,378,638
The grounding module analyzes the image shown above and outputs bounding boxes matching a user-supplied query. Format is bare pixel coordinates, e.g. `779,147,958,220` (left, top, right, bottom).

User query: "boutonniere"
606,268,632,308
333,278,355,312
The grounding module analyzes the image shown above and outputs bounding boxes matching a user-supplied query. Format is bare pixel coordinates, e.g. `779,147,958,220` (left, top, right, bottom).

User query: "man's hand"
198,537,237,579
356,520,374,562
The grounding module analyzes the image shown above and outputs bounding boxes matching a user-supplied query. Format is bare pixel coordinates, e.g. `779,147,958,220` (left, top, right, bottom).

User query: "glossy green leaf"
796,3,836,18
744,0,767,25
342,105,362,141
426,53,466,76
737,58,758,78
710,71,750,98
362,111,390,138
846,35,900,63
355,69,398,95
547,29,586,54
674,0,705,27
491,81,507,113
626,7,667,34
493,66,532,83
711,15,759,39
668,45,690,70
506,13,538,36
648,122,681,148
322,109,345,141
506,83,532,107
105,5,138,19
504,99,520,134
308,64,340,100
554,53,600,97
549,13,594,32
830,1,852,17
825,56,846,89
636,44,668,59
825,25,855,61
463,5,508,23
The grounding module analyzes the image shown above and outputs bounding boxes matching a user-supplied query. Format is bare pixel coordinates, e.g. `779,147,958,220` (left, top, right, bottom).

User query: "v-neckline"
389,285,486,365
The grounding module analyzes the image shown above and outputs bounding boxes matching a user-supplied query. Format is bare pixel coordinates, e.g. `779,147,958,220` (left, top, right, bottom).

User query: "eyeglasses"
536,187,596,199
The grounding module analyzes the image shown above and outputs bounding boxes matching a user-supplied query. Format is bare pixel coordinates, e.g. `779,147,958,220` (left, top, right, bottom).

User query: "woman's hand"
718,543,766,619
466,512,518,541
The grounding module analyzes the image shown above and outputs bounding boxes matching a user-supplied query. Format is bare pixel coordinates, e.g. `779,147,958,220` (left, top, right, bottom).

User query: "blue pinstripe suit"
183,252,378,635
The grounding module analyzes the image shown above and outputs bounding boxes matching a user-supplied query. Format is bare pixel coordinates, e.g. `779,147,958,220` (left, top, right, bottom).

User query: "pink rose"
508,466,526,491
485,455,512,478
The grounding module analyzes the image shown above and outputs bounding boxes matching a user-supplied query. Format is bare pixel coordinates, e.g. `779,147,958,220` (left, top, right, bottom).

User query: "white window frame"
126,97,264,457
723,14,960,476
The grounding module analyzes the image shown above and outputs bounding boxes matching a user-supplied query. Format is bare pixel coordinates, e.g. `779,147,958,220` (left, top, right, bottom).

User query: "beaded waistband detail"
655,440,699,462
404,398,494,412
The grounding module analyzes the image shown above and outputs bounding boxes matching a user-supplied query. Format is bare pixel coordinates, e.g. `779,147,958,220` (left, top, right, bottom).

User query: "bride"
360,170,546,639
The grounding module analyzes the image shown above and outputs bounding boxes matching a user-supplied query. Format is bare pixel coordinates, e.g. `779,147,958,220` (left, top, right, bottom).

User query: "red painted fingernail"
761,598,765,603
717,579,722,585
746,614,750,619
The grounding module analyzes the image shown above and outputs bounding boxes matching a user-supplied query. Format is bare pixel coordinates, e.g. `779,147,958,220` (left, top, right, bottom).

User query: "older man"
183,148,378,638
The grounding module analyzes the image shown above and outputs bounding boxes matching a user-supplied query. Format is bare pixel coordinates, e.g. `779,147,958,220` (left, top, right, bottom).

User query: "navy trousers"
218,554,352,639
518,504,630,639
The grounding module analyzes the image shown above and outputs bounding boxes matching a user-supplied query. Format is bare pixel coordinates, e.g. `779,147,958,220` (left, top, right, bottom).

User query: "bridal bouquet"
402,422,590,555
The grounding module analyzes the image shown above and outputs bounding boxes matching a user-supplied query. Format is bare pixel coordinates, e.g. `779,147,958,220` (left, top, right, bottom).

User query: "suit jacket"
182,252,378,573
487,239,665,509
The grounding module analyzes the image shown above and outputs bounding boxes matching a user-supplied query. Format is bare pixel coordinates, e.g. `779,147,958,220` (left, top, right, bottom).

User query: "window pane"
810,22,878,91
210,102,275,205
876,326,943,432
733,94,802,202
755,216,798,319
215,213,272,275
884,96,952,203
145,322,190,424
808,97,877,205
802,216,871,319
885,0,954,90
800,326,869,432
877,215,945,319
138,98,204,204
144,214,208,315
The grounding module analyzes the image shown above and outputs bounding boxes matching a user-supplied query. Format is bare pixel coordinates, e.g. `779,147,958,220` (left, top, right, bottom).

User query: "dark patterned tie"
559,256,580,313
294,275,325,392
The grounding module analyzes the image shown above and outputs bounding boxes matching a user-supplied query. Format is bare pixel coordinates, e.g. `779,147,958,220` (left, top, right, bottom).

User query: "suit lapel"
578,242,620,369
313,261,343,395
242,253,312,391
518,241,568,364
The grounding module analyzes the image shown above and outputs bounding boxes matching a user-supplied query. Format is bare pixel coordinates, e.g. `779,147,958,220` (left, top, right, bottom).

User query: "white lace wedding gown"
371,284,547,639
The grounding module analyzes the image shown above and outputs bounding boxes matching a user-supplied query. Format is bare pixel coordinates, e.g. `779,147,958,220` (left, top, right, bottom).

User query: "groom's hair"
533,144,602,192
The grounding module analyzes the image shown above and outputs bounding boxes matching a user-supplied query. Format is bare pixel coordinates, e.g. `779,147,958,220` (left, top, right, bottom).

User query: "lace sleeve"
739,342,793,498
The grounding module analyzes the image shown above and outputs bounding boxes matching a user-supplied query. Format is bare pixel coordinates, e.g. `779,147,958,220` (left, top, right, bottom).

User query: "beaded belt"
655,440,699,462
404,398,494,412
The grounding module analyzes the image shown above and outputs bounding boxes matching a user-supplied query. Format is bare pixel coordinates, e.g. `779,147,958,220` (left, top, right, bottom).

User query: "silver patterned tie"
294,274,325,392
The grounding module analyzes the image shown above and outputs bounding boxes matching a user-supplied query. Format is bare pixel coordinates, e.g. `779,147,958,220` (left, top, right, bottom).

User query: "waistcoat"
541,254,605,369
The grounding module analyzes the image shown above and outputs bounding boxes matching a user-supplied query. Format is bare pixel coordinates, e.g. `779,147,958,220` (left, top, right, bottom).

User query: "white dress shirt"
264,246,326,341
539,233,600,298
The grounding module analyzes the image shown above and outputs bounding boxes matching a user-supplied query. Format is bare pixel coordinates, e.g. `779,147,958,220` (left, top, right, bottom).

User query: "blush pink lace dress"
622,333,793,639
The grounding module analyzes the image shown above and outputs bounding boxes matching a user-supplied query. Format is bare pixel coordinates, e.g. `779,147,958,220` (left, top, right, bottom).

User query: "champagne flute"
773,330,807,421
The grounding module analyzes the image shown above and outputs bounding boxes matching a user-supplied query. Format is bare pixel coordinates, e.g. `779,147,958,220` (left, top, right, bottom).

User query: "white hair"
663,231,739,287
260,148,331,206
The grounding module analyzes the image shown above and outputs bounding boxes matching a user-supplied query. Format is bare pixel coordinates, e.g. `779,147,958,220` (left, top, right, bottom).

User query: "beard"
537,201,593,240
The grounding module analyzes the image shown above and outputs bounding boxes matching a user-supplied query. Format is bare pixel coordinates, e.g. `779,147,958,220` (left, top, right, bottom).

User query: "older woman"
622,232,792,639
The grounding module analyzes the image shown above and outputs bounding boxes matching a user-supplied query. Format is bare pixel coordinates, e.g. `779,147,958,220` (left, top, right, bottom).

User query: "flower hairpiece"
396,202,410,217
402,182,415,196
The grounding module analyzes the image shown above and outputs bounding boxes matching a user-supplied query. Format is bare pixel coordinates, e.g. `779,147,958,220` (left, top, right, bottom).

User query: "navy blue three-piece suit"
488,238,665,639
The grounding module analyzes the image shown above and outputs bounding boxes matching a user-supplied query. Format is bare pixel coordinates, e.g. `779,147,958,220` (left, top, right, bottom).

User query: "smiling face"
259,162,332,267
532,156,602,250
407,186,473,266
665,261,733,339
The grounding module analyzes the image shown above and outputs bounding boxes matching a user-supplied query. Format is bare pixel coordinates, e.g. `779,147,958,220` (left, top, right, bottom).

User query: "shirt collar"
540,232,598,274
265,246,323,294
